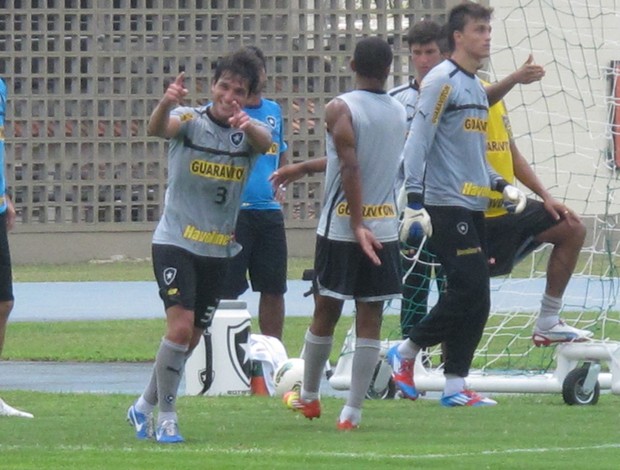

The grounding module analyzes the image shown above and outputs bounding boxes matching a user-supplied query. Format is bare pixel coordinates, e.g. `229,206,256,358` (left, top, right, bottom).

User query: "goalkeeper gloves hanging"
399,202,432,244
502,184,527,214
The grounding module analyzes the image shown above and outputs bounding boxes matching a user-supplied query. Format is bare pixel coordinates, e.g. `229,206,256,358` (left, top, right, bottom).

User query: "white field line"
1,442,619,461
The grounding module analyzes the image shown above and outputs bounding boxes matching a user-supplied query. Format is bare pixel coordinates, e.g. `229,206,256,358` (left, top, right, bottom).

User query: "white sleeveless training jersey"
317,90,407,242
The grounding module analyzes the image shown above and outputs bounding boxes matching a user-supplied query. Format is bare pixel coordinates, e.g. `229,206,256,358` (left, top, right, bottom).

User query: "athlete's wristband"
493,179,509,193
406,192,424,206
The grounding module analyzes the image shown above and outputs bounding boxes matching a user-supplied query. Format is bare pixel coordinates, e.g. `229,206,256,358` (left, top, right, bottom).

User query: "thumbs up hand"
511,54,545,85
162,72,189,106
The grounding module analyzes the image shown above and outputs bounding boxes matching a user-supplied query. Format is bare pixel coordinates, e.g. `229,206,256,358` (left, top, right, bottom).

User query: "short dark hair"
353,36,393,81
446,1,493,52
405,20,443,47
438,23,451,55
213,48,263,95
243,45,267,70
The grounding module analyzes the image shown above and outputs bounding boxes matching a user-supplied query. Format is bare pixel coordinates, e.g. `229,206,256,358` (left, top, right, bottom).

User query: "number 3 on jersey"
215,186,227,204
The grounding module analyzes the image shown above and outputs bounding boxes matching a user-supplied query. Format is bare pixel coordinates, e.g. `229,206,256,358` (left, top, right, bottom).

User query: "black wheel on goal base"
365,362,396,399
562,366,600,406
365,377,395,400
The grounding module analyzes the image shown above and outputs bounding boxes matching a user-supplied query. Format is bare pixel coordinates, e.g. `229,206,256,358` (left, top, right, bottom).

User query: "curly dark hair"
213,48,263,95
353,36,393,81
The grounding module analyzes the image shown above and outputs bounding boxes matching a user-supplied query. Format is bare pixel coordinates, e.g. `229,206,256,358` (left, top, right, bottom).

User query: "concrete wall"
4,2,618,265
8,225,319,264
10,215,612,265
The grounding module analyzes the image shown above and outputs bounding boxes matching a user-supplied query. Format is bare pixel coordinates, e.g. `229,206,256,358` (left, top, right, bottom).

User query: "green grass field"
1,391,620,469
11,257,314,283
3,316,362,364
3,259,620,468
14,247,610,283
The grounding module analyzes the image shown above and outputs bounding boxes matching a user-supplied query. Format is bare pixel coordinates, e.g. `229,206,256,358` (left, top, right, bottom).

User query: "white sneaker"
0,398,34,418
533,320,593,346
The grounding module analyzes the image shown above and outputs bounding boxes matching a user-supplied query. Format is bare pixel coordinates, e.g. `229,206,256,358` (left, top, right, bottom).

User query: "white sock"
443,374,465,397
397,338,421,359
537,293,562,330
339,405,361,426
157,411,178,426
135,396,156,415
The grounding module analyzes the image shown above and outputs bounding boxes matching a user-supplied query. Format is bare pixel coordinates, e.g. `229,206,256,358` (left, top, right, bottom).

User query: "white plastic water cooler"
184,300,252,396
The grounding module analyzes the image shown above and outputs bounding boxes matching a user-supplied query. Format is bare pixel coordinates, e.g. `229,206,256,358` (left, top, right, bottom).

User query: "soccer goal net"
393,0,620,375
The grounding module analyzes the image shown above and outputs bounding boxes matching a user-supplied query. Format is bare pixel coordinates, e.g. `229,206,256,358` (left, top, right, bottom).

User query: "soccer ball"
273,358,304,397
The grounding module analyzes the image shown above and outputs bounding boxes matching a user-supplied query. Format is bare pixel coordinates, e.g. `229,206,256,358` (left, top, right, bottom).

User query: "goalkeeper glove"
399,203,432,244
502,185,527,214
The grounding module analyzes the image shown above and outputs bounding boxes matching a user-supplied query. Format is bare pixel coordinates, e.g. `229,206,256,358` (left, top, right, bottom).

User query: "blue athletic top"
0,78,7,214
240,98,288,210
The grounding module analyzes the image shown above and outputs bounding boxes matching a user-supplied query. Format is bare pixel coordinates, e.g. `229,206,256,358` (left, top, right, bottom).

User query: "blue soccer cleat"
127,404,154,440
156,419,185,444
440,389,497,407
386,344,419,400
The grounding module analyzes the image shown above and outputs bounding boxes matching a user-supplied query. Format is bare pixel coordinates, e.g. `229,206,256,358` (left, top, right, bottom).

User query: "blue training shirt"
240,98,288,210
0,78,7,214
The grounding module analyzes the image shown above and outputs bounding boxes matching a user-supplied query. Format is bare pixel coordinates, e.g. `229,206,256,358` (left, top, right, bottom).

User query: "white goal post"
329,0,620,401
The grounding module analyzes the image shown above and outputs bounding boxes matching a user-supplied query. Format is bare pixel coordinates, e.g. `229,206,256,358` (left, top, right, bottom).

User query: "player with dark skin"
283,37,407,430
